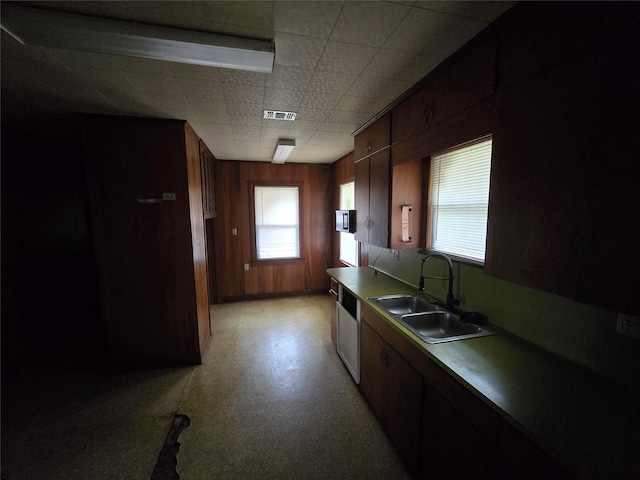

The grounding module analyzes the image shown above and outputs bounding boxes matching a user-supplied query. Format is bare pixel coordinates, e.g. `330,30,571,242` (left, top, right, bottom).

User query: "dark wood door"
360,320,385,419
368,149,390,248
421,385,493,480
384,341,422,476
354,158,370,244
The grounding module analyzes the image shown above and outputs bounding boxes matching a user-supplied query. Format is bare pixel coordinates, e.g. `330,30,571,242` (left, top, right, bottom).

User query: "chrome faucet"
419,252,460,310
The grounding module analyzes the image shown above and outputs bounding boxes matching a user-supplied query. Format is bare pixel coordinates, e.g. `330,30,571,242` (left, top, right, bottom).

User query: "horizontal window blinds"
431,138,492,263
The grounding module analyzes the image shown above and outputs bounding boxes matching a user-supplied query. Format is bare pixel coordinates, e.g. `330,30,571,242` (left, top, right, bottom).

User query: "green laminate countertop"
327,266,640,480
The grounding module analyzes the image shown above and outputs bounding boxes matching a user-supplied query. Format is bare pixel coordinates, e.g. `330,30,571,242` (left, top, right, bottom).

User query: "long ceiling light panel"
0,5,275,73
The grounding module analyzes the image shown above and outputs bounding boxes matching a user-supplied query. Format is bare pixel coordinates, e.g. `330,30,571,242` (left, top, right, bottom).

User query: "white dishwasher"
336,285,360,384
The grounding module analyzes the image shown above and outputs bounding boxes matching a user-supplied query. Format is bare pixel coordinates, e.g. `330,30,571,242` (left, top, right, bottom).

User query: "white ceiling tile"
316,41,378,75
384,6,485,57
49,50,117,71
345,76,405,100
273,1,343,38
286,120,325,132
129,1,209,31
274,32,327,70
175,78,225,100
330,1,411,47
165,63,221,81
142,93,190,111
231,124,261,136
229,115,262,127
223,85,264,104
306,71,358,96
124,72,181,95
201,1,274,31
337,95,390,114
264,88,304,111
226,102,263,117
414,1,515,23
218,70,267,87
317,121,360,133
185,97,227,113
265,65,314,91
324,110,374,125
300,92,344,111
1,1,513,165
108,55,172,75
362,49,417,79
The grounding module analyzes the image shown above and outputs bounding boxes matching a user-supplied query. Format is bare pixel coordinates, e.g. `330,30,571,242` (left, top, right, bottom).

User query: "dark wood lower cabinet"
361,320,422,476
357,302,576,480
421,385,493,480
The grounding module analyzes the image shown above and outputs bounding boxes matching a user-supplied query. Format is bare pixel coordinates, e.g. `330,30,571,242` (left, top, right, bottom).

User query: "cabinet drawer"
392,32,496,144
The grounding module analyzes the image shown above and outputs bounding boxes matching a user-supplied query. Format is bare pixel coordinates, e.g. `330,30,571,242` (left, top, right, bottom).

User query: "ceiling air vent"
264,110,297,121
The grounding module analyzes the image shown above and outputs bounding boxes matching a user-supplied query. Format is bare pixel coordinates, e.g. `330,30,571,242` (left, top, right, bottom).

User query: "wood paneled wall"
214,160,332,299
330,151,359,268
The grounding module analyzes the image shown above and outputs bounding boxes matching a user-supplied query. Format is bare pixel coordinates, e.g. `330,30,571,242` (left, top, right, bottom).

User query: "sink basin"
368,294,501,344
398,311,501,344
369,294,441,315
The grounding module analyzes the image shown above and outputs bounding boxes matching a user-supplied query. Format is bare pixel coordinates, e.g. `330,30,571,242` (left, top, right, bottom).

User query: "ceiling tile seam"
285,0,345,130
51,53,137,115
410,4,493,24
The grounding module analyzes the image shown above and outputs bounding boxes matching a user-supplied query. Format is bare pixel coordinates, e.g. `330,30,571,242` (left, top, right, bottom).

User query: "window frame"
249,181,305,266
425,135,492,267
338,180,359,267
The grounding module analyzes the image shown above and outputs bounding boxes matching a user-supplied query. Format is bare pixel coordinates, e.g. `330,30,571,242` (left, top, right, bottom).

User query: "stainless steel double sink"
368,294,501,344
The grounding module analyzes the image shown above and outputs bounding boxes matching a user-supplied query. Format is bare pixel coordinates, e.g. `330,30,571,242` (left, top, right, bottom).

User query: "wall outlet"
232,228,238,236
616,313,640,339
244,263,250,271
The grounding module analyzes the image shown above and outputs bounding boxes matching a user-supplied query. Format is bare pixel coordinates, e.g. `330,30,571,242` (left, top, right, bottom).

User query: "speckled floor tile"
1,295,411,480
177,295,411,480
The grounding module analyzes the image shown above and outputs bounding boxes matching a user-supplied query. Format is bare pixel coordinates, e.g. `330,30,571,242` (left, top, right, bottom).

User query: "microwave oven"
336,210,356,233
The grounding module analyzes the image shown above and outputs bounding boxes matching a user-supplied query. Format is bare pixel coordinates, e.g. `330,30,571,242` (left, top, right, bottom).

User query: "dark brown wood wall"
330,151,356,268
214,160,332,299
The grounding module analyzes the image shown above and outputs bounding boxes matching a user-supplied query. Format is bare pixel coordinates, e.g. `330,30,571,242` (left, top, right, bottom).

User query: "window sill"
251,257,306,267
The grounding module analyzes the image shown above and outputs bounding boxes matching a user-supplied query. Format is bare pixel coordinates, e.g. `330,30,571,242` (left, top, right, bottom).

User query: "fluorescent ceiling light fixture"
0,5,275,73
272,139,295,164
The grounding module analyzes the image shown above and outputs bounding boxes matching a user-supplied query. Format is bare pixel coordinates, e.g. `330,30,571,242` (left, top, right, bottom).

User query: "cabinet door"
361,319,422,477
384,343,422,476
360,320,385,419
368,113,390,155
421,385,493,480
368,149,390,248
199,141,216,219
354,113,391,161
354,129,371,161
485,47,598,300
392,32,496,144
354,158,370,243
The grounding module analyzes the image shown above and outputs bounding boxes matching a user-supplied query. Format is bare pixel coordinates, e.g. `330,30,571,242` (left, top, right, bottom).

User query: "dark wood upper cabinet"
199,140,217,219
486,4,640,313
354,113,391,161
83,116,211,370
354,149,390,247
392,31,496,145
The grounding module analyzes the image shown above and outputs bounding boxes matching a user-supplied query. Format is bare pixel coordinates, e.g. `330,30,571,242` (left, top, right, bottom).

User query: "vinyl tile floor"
1,294,411,480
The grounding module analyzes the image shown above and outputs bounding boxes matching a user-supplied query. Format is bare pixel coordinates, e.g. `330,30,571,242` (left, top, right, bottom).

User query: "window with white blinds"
254,186,300,259
430,138,492,264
